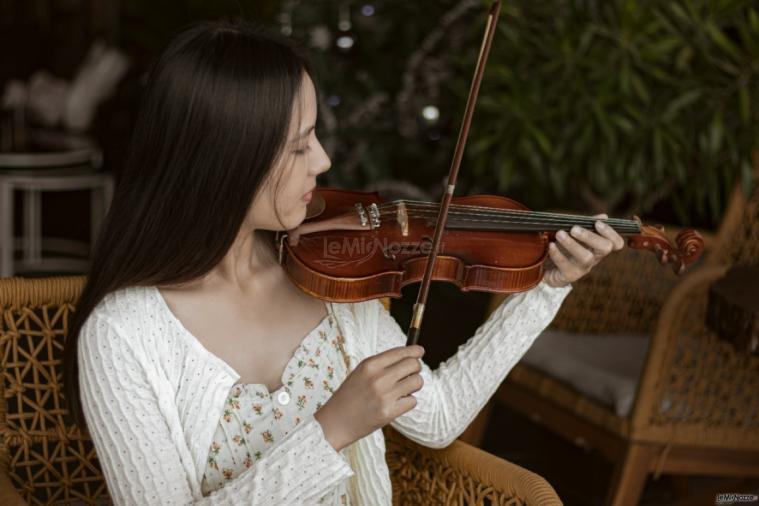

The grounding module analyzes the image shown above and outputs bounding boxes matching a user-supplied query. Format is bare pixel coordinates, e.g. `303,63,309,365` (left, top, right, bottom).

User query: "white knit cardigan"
78,280,571,505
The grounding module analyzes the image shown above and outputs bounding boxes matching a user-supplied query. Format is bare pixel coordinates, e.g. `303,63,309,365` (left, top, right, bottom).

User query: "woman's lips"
302,191,313,202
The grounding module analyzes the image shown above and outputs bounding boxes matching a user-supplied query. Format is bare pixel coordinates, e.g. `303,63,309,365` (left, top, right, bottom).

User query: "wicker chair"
465,157,759,505
0,275,562,505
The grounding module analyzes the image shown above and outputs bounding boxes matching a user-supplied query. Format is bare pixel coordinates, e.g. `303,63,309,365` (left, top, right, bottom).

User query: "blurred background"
1,1,758,505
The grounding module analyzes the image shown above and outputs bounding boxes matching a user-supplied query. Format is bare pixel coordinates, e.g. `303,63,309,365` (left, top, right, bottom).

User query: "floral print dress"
200,302,353,505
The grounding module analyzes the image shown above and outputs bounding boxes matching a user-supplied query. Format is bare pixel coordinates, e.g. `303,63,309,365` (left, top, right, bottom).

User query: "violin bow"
407,0,502,346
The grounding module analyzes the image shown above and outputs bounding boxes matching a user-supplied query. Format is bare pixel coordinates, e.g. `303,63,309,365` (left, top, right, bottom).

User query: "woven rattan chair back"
0,276,109,505
550,245,680,336
708,155,759,268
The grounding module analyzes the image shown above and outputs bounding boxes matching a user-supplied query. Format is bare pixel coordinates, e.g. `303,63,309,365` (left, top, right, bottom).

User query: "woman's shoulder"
90,284,156,320
82,285,162,346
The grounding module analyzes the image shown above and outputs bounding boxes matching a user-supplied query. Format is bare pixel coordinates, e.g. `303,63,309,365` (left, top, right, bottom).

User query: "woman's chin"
285,208,309,230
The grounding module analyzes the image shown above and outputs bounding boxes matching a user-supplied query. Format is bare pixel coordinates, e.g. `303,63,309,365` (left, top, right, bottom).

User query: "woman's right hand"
314,345,425,452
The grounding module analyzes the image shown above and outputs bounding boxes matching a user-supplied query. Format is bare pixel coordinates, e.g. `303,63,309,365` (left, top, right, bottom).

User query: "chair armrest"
383,425,561,505
0,442,26,506
0,469,26,506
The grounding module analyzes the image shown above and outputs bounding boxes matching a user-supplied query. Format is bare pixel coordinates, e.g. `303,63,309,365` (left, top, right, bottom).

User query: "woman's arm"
374,280,572,449
374,215,625,448
78,314,354,505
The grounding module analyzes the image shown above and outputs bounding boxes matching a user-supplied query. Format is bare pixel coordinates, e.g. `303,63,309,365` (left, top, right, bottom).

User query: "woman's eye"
294,147,310,155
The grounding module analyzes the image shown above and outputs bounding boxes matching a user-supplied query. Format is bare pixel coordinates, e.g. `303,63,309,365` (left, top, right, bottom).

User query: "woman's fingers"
369,345,424,372
594,220,626,250
392,395,419,421
547,241,583,282
569,225,614,256
384,356,423,388
544,213,625,287
392,373,424,400
555,230,596,268
590,213,626,251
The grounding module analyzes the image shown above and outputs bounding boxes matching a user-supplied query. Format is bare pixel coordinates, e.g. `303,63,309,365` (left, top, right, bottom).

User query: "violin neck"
442,216,640,234
417,203,642,234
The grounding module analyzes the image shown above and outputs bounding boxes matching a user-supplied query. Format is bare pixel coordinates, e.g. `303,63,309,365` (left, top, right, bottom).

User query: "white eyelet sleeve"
78,314,354,505
374,279,572,448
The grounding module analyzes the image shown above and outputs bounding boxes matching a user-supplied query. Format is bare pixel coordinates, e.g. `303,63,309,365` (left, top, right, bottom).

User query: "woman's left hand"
543,213,626,288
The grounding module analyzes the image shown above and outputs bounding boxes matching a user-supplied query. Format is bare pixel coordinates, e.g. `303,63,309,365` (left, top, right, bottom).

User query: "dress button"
277,391,291,405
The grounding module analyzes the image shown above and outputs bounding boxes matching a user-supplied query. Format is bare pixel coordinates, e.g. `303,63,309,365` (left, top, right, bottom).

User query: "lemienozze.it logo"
715,493,758,505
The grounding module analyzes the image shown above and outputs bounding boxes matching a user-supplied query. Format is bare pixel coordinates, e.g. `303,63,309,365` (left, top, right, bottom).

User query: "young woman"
63,19,624,505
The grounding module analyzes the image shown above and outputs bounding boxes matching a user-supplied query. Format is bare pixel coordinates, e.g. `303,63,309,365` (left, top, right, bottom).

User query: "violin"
277,0,705,344
276,188,704,304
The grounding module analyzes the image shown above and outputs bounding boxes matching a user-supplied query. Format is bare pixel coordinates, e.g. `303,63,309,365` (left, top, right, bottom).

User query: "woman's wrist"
314,407,348,452
541,270,571,288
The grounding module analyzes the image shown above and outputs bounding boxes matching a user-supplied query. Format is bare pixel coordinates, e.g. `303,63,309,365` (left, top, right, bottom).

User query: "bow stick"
407,0,502,345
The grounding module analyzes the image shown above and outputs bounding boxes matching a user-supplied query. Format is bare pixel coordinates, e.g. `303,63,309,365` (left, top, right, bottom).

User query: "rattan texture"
712,178,759,268
550,246,680,336
383,424,561,505
0,276,108,505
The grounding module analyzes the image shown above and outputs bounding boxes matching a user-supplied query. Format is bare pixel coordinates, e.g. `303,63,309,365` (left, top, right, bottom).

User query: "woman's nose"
315,149,331,175
318,157,331,175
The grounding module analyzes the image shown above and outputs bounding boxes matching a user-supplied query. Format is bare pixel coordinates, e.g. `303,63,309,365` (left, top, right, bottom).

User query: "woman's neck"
204,229,277,288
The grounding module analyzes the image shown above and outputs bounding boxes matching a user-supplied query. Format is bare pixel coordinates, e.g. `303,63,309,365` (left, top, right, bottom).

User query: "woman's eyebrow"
290,125,315,144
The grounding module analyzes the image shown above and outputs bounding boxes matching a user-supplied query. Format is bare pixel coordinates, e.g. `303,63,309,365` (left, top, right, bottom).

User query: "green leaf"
675,46,693,72
653,128,664,173
620,61,631,95
750,9,759,34
663,89,702,120
631,73,650,103
528,125,552,156
739,83,751,123
706,23,741,60
668,3,690,24
708,111,724,154
611,114,634,133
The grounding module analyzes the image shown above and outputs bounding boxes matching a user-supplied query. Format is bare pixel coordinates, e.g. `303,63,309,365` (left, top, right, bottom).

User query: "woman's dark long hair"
63,19,315,432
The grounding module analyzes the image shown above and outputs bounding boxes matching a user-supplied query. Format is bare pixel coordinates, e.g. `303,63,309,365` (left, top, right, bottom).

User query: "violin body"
282,188,548,302
279,188,704,303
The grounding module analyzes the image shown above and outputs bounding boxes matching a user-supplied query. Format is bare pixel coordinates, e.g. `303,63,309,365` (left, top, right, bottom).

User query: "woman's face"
249,73,330,232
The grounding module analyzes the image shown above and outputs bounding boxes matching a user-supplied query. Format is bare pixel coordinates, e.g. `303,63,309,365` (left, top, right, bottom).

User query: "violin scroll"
626,216,705,275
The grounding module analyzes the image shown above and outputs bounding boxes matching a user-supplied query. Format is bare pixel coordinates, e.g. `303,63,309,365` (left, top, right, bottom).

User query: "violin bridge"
397,201,409,237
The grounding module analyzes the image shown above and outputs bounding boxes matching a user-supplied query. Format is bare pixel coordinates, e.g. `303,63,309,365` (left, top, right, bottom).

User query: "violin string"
375,200,636,227
380,198,617,219
380,200,635,225
376,212,640,233
375,199,613,219
373,203,640,232
376,211,637,230
382,215,640,234
377,212,640,232
380,208,636,228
